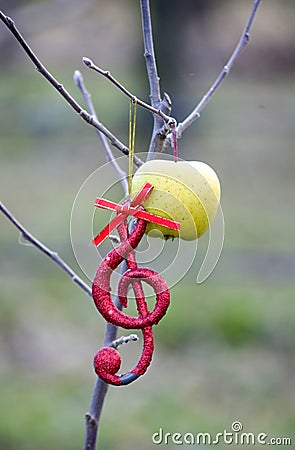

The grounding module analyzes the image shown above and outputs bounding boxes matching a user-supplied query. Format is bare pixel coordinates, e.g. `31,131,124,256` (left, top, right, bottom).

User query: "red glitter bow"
92,182,180,247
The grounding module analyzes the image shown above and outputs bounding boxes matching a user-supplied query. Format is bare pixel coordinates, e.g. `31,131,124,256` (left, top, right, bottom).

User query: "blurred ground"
0,1,295,449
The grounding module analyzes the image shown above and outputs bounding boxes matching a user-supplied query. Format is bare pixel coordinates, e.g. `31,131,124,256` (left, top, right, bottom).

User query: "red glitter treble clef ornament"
92,182,180,386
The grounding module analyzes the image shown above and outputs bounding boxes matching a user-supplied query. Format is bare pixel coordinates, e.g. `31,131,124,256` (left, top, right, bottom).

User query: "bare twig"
140,0,174,158
175,0,262,138
109,234,120,245
74,70,129,196
83,57,172,125
140,0,161,109
0,202,92,297
111,334,138,349
0,11,143,168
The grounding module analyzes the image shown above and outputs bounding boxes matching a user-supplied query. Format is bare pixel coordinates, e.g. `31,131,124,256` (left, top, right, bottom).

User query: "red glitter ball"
94,347,122,385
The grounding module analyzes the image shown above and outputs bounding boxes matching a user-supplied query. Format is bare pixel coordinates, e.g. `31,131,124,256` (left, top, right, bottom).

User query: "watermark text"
152,422,292,446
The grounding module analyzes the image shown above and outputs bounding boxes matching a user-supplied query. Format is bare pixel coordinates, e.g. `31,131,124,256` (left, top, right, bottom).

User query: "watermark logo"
152,421,292,446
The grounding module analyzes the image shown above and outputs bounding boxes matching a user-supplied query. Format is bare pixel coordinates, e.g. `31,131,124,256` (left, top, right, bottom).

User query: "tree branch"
83,261,127,450
0,202,92,297
175,0,262,139
111,333,138,349
140,0,173,158
140,0,161,109
83,57,172,125
0,11,143,168
74,70,129,196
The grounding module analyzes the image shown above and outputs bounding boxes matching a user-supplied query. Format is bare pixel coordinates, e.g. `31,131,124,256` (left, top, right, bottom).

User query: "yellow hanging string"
128,98,137,196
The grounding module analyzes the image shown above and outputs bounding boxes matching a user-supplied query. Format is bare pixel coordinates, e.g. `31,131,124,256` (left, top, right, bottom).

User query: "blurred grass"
1,1,295,449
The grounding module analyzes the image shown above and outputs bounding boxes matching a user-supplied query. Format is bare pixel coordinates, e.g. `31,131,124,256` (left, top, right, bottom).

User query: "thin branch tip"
0,12,135,163
163,92,172,107
109,234,120,244
73,70,82,84
111,334,139,349
75,65,129,194
82,57,93,67
0,202,92,297
83,55,172,124
175,0,262,139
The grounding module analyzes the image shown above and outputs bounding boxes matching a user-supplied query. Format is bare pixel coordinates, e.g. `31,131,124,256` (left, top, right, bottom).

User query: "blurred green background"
0,1,294,449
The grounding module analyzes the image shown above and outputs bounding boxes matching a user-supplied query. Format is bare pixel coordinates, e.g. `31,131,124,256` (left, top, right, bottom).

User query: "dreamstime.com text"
152,422,292,446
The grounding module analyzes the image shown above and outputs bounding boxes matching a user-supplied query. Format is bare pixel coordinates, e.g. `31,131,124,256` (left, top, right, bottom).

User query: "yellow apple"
131,159,221,240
